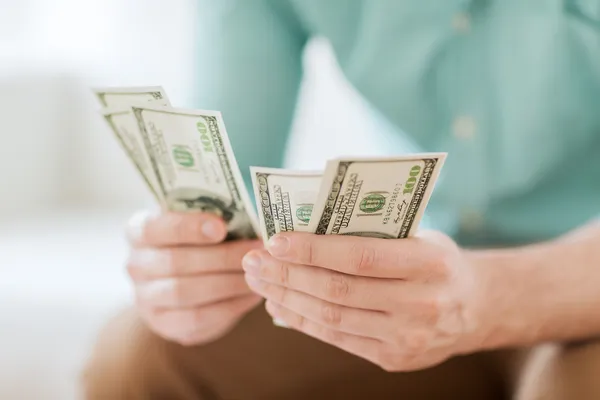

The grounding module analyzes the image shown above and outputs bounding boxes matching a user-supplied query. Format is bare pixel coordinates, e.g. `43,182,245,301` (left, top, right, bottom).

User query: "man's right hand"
126,210,263,346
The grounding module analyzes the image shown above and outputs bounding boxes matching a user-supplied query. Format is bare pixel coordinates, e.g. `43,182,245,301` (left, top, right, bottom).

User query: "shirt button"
452,12,471,33
460,209,484,233
453,115,477,140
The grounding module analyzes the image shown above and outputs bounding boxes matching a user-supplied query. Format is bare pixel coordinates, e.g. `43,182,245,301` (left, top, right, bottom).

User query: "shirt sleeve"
191,0,307,194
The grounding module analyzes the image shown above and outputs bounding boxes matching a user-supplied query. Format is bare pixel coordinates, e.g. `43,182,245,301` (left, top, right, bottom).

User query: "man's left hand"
242,231,489,372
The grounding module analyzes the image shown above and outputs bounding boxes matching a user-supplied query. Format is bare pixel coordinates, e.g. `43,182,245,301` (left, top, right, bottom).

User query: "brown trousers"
83,305,600,400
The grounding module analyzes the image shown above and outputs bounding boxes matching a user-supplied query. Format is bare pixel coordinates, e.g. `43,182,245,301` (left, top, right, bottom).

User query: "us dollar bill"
102,107,164,201
94,86,171,201
93,86,171,108
250,167,322,243
307,154,447,238
131,105,259,240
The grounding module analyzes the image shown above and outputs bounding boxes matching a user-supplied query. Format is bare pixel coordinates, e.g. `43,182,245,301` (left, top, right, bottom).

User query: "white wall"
0,0,397,221
0,0,200,218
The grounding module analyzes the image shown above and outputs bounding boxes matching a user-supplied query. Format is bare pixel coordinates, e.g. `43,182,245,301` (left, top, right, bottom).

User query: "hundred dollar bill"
308,153,447,238
102,107,164,201
94,86,171,201
131,105,259,240
250,167,322,244
93,86,171,108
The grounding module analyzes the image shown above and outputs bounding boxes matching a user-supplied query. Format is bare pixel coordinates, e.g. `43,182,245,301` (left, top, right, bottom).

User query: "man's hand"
126,210,263,346
242,231,487,372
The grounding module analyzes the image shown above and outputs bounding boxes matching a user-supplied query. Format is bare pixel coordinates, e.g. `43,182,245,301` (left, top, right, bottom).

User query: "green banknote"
250,167,322,244
102,107,164,201
131,105,259,240
93,86,170,108
308,154,447,238
94,86,171,201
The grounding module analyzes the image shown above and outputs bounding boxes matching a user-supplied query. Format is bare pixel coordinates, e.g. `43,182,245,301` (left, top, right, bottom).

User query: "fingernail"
267,235,290,257
245,275,263,290
266,303,288,328
202,220,223,240
127,210,152,242
242,253,261,275
273,318,289,328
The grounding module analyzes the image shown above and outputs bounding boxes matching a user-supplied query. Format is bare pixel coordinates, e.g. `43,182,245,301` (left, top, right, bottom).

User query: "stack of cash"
94,86,447,244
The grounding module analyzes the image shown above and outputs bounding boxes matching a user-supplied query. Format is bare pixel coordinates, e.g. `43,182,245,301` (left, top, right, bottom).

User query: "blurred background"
0,0,400,398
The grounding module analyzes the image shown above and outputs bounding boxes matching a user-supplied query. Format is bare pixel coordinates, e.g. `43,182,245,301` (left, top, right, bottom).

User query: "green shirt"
193,0,600,246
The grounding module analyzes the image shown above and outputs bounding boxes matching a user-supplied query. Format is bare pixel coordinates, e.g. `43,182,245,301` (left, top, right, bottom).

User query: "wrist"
459,221,600,353
463,246,545,351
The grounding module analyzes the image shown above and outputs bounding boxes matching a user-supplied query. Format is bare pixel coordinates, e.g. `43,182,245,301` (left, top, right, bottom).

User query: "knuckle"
349,244,377,273
320,303,343,327
324,274,350,301
275,286,289,304
162,249,181,275
136,281,159,307
126,258,141,280
402,331,430,355
377,349,400,372
323,327,344,343
419,297,444,325
423,254,452,281
169,280,188,307
277,262,290,285
302,239,316,265
172,214,200,243
295,314,307,331
163,248,198,276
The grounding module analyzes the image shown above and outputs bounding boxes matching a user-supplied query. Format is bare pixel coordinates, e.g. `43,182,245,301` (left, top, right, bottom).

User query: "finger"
266,232,442,279
244,252,452,328
128,240,262,281
127,210,227,247
243,250,396,310
246,275,388,339
136,274,252,308
146,295,262,345
265,301,381,365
